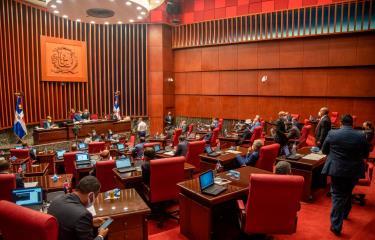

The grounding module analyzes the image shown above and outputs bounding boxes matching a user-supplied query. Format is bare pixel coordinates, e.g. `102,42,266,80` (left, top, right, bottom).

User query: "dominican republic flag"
13,95,27,139
113,93,120,118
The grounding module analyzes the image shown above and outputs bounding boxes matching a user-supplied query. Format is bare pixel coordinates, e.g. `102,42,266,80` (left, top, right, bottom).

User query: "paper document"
24,182,38,188
225,150,242,154
302,153,326,161
163,151,175,156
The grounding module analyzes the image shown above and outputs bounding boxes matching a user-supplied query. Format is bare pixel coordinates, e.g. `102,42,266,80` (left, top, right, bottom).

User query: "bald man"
316,107,332,148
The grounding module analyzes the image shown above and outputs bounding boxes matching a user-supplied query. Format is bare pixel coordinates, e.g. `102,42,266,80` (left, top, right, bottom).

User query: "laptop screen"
15,146,23,149
56,150,66,158
116,158,131,168
76,153,89,162
117,143,125,151
78,143,87,150
199,170,214,191
12,187,43,206
154,144,160,152
205,145,213,154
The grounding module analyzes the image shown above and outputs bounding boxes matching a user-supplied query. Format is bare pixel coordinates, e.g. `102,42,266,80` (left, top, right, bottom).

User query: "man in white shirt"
137,118,147,138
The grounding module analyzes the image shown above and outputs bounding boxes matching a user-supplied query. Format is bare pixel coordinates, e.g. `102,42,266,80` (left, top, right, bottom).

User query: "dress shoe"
330,226,341,236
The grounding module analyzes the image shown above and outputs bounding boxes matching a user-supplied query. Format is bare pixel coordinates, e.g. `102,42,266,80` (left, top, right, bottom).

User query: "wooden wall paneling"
237,71,258,96
356,34,375,65
326,98,355,116
219,71,238,95
302,69,328,96
258,97,281,121
201,72,219,95
220,96,239,119
279,39,303,68
279,70,304,96
328,35,358,66
218,45,237,70
237,97,259,119
174,73,186,94
237,43,258,70
175,95,187,116
299,98,327,120
174,50,185,72
185,72,202,95
257,41,280,68
200,96,220,118
201,46,219,71
184,48,202,72
303,38,329,67
258,70,280,96
352,99,375,124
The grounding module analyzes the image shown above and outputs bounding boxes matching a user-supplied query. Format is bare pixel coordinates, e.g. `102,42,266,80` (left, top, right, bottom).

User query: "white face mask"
86,192,95,208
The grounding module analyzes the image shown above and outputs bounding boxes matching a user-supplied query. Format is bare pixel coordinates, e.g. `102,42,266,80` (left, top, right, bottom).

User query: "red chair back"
186,140,205,172
126,135,136,147
88,142,105,154
63,152,77,174
96,160,116,192
255,143,280,172
297,125,312,149
0,200,58,240
91,113,99,120
144,142,159,148
10,149,30,159
0,174,16,201
250,126,263,145
243,174,304,234
38,153,56,174
149,156,185,203
352,115,357,127
330,112,339,125
210,128,220,146
291,114,300,121
172,128,183,146
187,123,194,135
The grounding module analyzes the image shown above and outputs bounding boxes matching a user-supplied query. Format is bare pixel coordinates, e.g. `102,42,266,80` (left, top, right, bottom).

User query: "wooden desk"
178,166,271,240
66,120,131,139
37,151,56,174
10,158,29,173
276,147,327,201
218,135,239,148
199,147,248,171
33,127,68,144
24,174,72,192
94,188,151,240
24,163,49,177
147,137,167,147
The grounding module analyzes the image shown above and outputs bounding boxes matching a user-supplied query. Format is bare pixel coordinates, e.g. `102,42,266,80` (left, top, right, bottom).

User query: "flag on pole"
13,95,27,139
113,91,120,119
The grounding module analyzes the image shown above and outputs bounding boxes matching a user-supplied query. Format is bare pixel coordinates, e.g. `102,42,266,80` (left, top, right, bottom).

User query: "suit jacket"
141,161,150,186
274,118,288,146
43,121,51,129
315,115,331,146
48,194,101,240
321,126,369,179
81,112,90,120
175,141,188,157
165,116,173,126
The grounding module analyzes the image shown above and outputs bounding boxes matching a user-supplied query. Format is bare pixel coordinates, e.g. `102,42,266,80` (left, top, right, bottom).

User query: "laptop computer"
76,153,92,168
205,145,220,157
154,144,165,154
78,143,88,151
56,149,66,160
199,170,227,196
12,187,43,211
15,146,23,149
116,157,136,173
117,143,125,152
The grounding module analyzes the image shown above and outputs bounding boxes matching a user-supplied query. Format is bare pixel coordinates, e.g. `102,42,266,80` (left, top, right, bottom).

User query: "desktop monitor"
12,187,43,206
154,144,161,152
199,170,214,191
116,157,132,168
76,153,89,162
56,150,66,158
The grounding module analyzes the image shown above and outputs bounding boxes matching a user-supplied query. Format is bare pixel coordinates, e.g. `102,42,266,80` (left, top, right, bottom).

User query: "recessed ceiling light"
125,1,132,6
136,6,142,10
104,22,109,25
129,19,134,23
63,15,68,18
56,0,62,4
137,16,142,20
155,0,160,3
53,10,59,14
76,19,81,22
140,11,146,15
117,21,122,24
51,4,56,8
90,21,95,24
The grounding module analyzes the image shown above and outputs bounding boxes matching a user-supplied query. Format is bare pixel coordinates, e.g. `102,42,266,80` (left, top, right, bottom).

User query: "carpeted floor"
148,183,375,240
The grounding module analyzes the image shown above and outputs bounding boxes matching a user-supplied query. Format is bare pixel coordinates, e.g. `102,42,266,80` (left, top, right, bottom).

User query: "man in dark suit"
175,136,188,157
48,176,109,240
321,114,369,236
315,107,332,148
81,109,91,120
274,111,288,154
165,112,174,130
43,116,56,129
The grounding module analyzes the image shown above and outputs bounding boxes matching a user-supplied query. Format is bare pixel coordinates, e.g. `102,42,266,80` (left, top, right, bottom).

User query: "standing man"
316,107,332,148
274,111,288,155
321,115,369,236
137,118,147,138
165,112,174,130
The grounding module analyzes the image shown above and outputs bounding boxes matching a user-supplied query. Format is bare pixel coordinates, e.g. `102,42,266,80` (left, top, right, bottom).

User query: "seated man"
141,147,156,186
91,130,100,142
286,120,301,140
48,176,109,240
0,157,24,188
71,143,78,152
212,118,219,128
203,125,215,144
235,140,263,167
74,110,83,122
99,150,110,161
84,134,92,144
81,109,91,120
175,136,188,157
43,116,56,129
132,137,146,159
275,161,292,175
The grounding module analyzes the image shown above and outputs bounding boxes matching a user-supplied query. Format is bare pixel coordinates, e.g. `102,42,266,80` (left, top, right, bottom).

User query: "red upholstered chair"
237,174,304,235
255,143,280,172
126,135,136,148
0,200,58,240
172,128,182,147
187,123,194,136
91,113,99,120
295,125,312,149
291,114,300,121
210,128,220,147
241,126,263,148
63,152,77,175
330,112,339,126
88,142,105,154
185,140,205,172
352,161,374,205
352,115,357,127
144,142,159,148
96,160,117,192
0,174,16,201
10,148,30,159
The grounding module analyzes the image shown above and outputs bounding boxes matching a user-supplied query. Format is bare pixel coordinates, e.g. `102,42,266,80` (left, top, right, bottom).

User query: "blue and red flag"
13,95,27,139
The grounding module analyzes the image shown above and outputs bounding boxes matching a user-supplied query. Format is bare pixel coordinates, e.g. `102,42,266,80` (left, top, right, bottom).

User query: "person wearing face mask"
48,176,109,240
315,107,332,148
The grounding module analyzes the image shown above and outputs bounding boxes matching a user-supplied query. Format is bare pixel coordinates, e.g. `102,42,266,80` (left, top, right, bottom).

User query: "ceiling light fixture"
137,16,142,20
90,21,95,24
56,0,62,4
104,21,109,25
125,1,132,6
53,10,59,14
117,21,122,24
129,19,134,23
136,6,142,10
76,19,81,22
63,15,68,18
51,5,57,9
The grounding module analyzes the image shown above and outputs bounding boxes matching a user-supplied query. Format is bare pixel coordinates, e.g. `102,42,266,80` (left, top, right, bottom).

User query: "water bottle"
292,143,297,155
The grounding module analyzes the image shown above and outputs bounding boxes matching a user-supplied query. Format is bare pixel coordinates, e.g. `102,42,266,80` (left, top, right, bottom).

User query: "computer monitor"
12,187,43,206
154,144,161,152
205,145,213,154
116,157,131,168
15,146,23,149
199,170,214,191
78,143,87,150
76,153,89,162
56,150,66,158
117,143,125,151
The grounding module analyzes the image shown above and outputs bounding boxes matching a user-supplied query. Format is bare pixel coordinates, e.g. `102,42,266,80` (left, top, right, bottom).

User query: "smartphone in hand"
99,218,114,229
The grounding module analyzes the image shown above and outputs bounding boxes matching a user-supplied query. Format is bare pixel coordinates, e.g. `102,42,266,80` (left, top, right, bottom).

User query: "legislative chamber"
0,0,374,240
